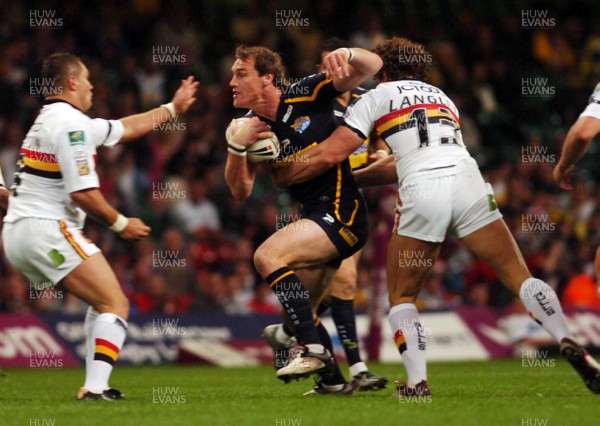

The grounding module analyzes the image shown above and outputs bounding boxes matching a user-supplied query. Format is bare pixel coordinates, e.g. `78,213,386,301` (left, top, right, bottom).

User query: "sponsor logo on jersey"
77,160,90,175
282,105,294,123
68,131,85,146
338,226,358,247
291,116,310,133
74,151,89,176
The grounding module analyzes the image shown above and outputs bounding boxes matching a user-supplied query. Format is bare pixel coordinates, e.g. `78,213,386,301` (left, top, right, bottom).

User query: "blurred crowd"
1,0,600,315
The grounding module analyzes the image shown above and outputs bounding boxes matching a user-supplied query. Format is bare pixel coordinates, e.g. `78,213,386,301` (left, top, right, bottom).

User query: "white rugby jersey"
344,80,475,184
4,101,123,227
580,83,600,120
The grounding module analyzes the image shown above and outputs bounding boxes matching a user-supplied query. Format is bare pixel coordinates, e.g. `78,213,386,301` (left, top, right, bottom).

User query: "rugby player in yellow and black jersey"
309,38,388,392
225,45,382,394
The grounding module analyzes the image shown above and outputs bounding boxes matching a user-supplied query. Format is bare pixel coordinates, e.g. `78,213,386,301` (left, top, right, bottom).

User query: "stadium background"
2,0,600,361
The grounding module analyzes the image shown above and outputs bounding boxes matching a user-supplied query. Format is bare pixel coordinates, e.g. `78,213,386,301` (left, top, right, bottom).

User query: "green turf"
1,359,599,426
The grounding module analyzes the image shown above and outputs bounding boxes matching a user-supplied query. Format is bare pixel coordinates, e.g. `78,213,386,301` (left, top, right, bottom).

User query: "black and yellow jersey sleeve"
284,73,342,105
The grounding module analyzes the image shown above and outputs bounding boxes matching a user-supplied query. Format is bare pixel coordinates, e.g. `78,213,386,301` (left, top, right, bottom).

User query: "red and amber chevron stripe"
20,147,61,178
94,338,120,365
394,329,407,353
528,311,542,326
374,103,460,135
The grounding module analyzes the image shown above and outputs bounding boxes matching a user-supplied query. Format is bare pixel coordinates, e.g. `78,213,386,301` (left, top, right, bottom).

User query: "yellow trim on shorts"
59,221,89,260
333,164,359,226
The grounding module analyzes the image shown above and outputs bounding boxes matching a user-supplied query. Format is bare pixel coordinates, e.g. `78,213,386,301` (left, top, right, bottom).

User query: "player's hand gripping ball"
226,118,281,163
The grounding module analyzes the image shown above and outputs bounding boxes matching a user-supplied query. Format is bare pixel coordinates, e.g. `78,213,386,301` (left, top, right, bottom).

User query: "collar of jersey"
44,99,82,112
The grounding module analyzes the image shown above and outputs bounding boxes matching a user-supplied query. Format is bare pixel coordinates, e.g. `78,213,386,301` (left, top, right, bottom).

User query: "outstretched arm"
554,116,600,189
118,76,199,142
323,48,383,93
273,126,364,187
70,188,150,240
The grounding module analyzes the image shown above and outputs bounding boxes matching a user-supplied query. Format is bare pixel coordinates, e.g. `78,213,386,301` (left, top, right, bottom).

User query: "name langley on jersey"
29,10,63,28
389,95,450,111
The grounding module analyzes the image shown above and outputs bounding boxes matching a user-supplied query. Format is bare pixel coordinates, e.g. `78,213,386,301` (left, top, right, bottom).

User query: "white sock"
519,278,570,342
83,313,127,392
349,362,368,377
388,303,427,386
83,306,99,384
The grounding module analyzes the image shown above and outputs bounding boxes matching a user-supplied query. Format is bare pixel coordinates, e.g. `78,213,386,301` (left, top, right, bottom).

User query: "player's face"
75,62,94,112
230,57,264,109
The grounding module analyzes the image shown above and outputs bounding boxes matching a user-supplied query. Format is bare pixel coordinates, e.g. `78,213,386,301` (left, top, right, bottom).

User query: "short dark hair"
319,37,348,54
235,46,285,86
41,53,82,97
372,37,432,82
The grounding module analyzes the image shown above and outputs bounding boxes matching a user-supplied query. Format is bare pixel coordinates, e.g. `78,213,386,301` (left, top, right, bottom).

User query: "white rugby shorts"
392,164,502,242
2,218,100,285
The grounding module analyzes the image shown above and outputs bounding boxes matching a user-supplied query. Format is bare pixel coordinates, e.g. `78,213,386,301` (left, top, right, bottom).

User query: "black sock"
330,296,362,367
316,298,331,317
266,267,319,345
316,319,346,385
282,323,294,337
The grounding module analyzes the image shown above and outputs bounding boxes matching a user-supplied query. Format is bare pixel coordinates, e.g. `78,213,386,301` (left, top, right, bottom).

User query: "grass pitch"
1,359,599,426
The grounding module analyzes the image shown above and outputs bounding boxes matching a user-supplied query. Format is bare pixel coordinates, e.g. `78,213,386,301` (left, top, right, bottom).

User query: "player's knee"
115,297,130,320
388,284,419,306
254,245,277,277
389,294,417,306
99,294,130,320
332,274,357,299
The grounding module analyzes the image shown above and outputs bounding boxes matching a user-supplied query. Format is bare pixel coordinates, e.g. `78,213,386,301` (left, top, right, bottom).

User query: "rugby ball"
226,117,281,163
247,134,280,163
